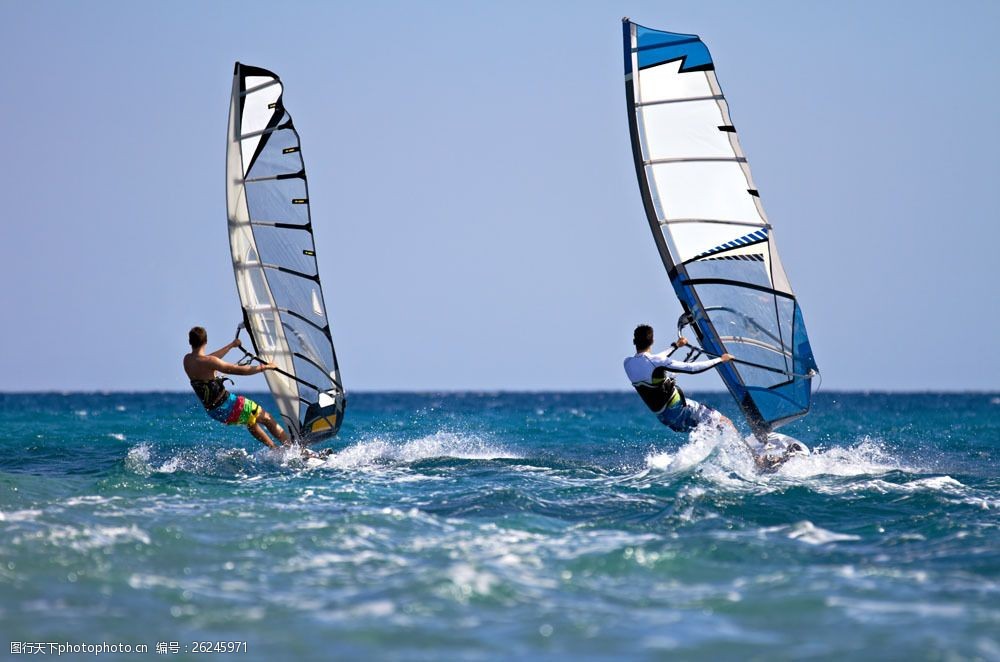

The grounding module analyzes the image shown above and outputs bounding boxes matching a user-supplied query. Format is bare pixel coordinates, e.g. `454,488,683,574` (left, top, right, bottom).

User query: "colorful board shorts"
207,393,261,427
655,396,716,433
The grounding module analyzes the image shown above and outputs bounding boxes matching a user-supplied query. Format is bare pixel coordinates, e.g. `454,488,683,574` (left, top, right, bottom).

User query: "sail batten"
623,20,818,436
226,62,345,442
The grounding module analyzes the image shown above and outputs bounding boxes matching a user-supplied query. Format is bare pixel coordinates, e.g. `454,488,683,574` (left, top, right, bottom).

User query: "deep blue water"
1,392,997,660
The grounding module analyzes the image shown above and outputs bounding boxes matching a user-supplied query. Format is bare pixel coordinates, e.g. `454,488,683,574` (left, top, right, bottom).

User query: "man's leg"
676,397,736,434
252,410,323,459
714,411,737,433
257,410,289,445
247,423,277,448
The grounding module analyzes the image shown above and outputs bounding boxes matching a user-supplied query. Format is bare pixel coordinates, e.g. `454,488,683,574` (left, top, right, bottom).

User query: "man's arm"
209,338,242,359
204,354,276,376
647,338,734,373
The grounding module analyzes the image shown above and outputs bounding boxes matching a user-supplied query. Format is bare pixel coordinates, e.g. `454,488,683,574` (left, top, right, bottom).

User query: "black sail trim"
293,351,331,377
261,264,319,282
280,307,330,336
236,62,286,174
682,236,769,265
681,278,796,299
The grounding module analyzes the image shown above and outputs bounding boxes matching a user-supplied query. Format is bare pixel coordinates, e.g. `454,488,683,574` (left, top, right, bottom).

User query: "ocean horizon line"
0,389,996,396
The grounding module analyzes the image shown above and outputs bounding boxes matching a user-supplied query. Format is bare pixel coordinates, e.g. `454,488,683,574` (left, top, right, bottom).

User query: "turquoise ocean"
1,391,997,660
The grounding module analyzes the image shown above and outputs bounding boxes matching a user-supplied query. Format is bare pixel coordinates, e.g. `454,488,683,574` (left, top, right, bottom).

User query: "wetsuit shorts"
655,397,716,433
207,393,261,427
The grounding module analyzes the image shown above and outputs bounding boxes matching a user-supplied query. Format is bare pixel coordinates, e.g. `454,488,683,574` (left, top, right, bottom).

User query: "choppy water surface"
1,392,997,660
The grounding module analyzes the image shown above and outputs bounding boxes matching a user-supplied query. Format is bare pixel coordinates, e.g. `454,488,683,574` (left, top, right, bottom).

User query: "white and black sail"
622,20,819,437
226,62,345,441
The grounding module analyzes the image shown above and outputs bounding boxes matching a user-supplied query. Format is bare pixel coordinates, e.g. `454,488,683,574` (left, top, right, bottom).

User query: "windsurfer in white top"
624,324,737,432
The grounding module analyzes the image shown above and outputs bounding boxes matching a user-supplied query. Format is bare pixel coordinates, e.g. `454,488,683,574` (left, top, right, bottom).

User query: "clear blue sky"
1,0,997,392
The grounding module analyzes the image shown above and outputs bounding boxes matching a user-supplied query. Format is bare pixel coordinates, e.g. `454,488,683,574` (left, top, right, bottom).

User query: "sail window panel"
250,225,317,276
246,128,302,179
726,344,788,389
685,257,773,289
791,304,817,376
260,272,334,402
649,161,761,221
695,283,785,364
283,325,325,400
291,320,335,370
639,100,733,160
245,177,309,225
284,323,335,381
775,295,796,374
707,310,785,368
264,270,332,334
636,61,712,104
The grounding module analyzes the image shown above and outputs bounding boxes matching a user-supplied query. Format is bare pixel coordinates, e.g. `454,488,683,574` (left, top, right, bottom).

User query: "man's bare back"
184,326,288,449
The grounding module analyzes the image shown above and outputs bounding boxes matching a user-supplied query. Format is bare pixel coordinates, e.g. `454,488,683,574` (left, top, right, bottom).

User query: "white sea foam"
780,521,861,545
63,495,120,507
776,436,905,479
317,431,520,470
646,428,912,495
35,523,152,552
0,509,42,523
108,433,126,441
827,595,967,620
124,443,153,476
124,443,254,476
812,474,969,498
645,423,761,486
445,562,499,602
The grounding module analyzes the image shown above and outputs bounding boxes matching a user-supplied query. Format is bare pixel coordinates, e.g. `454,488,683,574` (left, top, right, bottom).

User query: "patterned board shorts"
207,393,261,427
655,396,717,433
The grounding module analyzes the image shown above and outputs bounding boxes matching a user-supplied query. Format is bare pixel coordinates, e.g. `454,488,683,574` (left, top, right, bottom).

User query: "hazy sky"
2,0,997,392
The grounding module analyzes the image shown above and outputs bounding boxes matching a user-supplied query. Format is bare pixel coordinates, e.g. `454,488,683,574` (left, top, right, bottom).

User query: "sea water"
1,392,997,660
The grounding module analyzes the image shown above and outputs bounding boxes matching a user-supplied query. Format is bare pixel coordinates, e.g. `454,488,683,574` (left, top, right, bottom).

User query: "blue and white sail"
622,20,819,436
226,62,345,441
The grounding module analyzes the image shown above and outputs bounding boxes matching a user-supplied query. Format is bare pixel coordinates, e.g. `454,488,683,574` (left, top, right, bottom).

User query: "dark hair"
189,326,207,349
633,324,654,351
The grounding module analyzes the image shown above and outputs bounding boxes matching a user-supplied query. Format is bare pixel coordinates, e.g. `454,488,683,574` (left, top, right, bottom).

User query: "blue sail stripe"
635,26,713,71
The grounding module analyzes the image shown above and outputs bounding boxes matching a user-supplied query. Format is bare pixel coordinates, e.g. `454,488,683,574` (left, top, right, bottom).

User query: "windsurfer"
624,324,737,433
183,326,290,448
